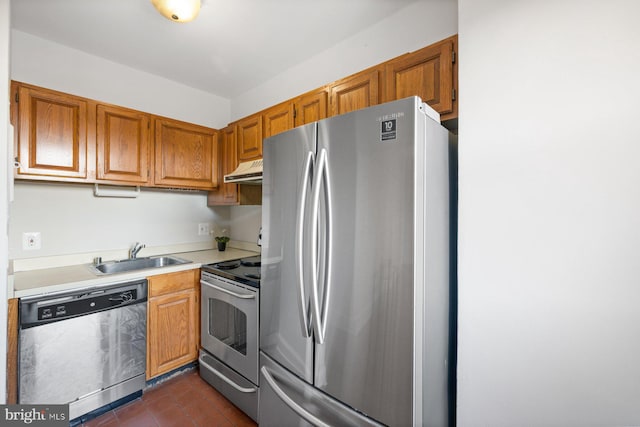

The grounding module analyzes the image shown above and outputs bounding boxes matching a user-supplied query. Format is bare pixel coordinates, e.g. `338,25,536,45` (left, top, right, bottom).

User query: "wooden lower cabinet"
146,269,199,380
7,298,19,404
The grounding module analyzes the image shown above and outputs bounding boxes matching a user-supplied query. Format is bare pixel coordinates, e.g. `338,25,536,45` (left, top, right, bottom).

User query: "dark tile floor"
82,370,257,427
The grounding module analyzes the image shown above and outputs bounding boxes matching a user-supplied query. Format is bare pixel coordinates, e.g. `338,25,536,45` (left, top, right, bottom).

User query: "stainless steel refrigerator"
260,97,454,426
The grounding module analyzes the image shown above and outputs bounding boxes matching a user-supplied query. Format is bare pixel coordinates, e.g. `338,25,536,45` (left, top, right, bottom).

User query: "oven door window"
209,298,248,356
200,276,258,384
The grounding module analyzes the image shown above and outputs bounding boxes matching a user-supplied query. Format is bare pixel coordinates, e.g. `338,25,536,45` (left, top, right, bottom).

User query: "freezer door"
259,352,384,427
261,123,316,382
313,98,423,426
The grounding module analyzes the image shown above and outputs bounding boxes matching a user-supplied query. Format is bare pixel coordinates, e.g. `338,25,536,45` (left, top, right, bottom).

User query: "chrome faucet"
129,242,145,259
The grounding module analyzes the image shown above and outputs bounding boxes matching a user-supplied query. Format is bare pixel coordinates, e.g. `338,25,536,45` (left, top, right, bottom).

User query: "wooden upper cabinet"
329,68,380,117
207,125,262,206
263,102,294,139
154,118,218,190
237,114,263,161
294,89,328,127
208,125,239,205
384,34,457,120
96,104,151,184
14,83,89,180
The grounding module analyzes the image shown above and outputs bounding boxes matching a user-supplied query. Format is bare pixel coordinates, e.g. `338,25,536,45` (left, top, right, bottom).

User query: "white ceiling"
10,0,420,99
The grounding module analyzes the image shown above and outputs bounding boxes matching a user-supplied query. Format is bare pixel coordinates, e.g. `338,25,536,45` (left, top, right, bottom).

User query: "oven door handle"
200,280,256,299
199,355,257,393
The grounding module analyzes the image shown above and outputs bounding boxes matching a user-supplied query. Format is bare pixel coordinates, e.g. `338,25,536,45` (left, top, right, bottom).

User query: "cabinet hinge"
452,89,456,101
452,50,456,64
293,107,297,120
14,92,18,103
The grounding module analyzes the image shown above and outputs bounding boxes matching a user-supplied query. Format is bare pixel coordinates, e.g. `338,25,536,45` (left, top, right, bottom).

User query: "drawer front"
148,269,198,297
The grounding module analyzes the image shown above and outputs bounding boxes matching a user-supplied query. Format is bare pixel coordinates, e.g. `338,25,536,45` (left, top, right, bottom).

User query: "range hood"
224,159,263,184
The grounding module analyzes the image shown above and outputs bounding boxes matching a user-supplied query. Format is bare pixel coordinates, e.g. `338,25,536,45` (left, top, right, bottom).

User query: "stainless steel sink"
90,256,192,275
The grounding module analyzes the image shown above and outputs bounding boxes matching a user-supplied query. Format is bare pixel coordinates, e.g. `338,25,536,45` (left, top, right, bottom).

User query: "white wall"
229,206,262,245
457,1,640,425
231,0,458,119
11,30,230,129
9,181,229,259
0,0,10,404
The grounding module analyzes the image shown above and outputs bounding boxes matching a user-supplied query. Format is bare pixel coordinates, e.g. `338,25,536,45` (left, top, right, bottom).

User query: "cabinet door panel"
329,69,379,117
208,125,239,205
154,119,217,190
384,35,456,118
97,105,151,184
264,103,294,139
148,269,198,297
294,90,327,127
17,86,88,179
237,115,263,161
147,290,198,379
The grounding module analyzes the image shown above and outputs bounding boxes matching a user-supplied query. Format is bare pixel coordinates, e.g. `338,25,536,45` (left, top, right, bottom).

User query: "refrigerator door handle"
261,366,332,427
310,148,332,344
295,150,314,338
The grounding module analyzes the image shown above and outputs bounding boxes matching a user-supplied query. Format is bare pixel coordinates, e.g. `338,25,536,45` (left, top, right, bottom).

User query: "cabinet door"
237,115,263,161
96,104,151,184
6,298,18,404
263,102,294,139
329,68,380,117
294,89,328,127
384,35,457,119
16,85,89,180
208,125,239,205
147,290,198,379
154,118,218,190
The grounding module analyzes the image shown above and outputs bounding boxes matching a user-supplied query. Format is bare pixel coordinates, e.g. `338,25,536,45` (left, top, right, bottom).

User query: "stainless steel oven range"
199,256,260,422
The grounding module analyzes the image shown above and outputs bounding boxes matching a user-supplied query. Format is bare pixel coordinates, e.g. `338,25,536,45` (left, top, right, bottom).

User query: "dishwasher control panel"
20,280,147,328
36,290,137,321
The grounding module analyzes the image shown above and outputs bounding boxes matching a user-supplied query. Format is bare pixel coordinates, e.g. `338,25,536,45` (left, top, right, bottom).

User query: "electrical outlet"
198,223,210,236
22,232,42,250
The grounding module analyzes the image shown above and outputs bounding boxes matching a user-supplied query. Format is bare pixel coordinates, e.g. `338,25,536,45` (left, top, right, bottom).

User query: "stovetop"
201,255,261,288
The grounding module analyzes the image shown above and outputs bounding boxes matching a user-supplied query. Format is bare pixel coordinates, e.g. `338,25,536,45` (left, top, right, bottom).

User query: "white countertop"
11,248,259,299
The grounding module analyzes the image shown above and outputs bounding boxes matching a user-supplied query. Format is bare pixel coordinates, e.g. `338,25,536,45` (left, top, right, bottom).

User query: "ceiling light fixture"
151,0,201,23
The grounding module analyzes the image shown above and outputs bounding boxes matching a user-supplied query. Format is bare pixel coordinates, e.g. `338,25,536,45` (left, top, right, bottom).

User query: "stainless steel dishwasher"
18,279,148,420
